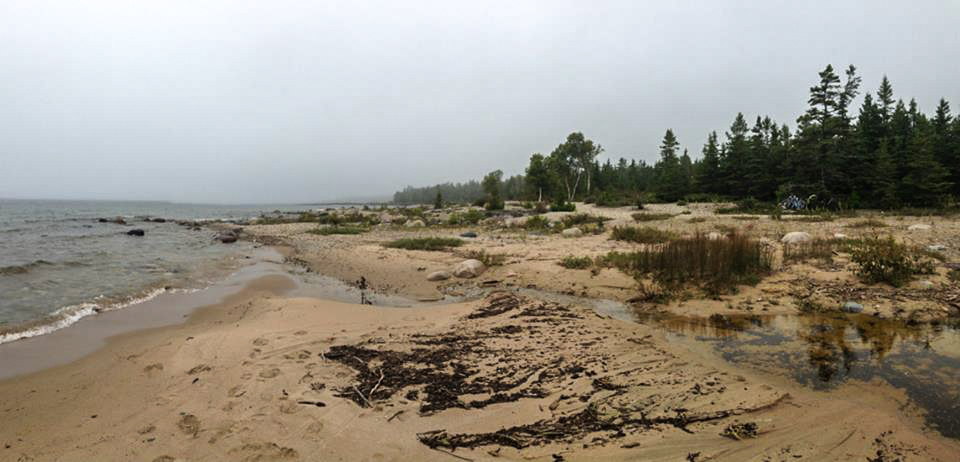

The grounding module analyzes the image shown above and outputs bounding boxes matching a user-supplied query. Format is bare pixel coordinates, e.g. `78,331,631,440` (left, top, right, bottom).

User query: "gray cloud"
1,0,958,203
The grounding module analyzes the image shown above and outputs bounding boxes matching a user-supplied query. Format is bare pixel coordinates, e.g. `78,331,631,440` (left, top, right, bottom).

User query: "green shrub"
485,199,505,211
561,214,608,229
308,226,367,236
550,202,576,212
448,209,486,226
610,226,674,244
676,200,688,206
524,215,550,230
849,236,936,287
534,202,549,214
559,255,593,269
631,212,674,222
384,237,464,251
688,217,708,223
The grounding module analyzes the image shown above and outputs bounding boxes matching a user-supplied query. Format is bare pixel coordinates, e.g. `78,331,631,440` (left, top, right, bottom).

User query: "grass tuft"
308,226,367,236
847,219,888,229
610,226,675,244
631,212,674,222
559,255,594,269
598,232,772,297
384,237,464,251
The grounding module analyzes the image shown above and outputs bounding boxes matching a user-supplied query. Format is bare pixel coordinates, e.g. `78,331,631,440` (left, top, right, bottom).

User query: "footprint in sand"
227,386,246,398
228,442,298,460
177,414,201,437
143,363,164,374
279,402,299,414
302,421,325,442
152,457,175,462
259,368,281,379
187,364,212,375
294,330,308,336
253,338,269,346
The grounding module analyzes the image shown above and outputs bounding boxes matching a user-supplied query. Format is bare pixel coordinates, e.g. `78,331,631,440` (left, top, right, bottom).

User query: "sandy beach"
2,204,960,461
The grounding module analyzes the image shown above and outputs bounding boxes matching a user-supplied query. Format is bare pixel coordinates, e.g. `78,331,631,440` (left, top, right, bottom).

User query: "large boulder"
405,220,425,228
781,231,812,244
453,259,486,279
460,231,478,238
426,271,452,282
908,224,932,231
126,229,145,237
561,227,583,238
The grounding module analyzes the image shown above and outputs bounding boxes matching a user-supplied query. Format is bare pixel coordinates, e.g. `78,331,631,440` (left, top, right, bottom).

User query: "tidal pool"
638,311,960,439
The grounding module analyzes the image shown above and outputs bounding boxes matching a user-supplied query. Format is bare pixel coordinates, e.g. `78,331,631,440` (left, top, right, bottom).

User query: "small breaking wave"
0,286,197,345
0,260,55,276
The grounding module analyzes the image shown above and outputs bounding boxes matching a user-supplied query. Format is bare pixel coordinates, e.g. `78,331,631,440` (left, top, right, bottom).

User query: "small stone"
561,228,583,238
908,224,932,231
460,231,478,238
841,302,863,313
426,271,452,281
927,244,947,252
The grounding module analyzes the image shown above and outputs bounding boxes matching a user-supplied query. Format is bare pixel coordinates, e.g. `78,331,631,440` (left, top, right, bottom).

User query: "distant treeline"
394,65,959,210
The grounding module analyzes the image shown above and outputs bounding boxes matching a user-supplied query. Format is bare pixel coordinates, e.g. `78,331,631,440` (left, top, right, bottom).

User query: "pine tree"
877,76,895,124
697,131,722,194
901,120,952,207
655,129,685,202
932,99,959,196
721,113,749,196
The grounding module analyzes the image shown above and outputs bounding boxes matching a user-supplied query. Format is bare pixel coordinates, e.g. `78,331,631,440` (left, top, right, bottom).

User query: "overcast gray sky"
1,1,958,203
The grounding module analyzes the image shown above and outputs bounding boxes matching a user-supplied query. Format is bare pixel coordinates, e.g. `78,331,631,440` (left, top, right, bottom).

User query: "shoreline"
2,212,959,461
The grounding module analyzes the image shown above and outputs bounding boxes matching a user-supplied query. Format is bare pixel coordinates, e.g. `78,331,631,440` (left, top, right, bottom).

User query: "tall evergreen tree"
901,119,952,206
721,113,750,196
697,131,722,194
655,129,685,201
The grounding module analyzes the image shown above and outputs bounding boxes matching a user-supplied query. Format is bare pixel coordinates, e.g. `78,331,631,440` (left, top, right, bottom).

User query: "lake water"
0,199,314,344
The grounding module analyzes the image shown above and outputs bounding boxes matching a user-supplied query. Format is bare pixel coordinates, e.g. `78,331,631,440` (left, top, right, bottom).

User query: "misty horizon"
2,1,959,204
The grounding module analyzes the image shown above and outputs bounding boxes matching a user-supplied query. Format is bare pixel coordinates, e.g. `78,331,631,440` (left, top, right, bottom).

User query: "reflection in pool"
638,312,960,439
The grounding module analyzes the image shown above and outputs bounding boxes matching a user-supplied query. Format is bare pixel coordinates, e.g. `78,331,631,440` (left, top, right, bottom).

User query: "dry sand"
1,280,958,461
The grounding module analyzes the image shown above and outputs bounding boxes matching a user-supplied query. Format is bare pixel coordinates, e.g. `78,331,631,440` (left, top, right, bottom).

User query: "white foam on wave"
0,286,200,345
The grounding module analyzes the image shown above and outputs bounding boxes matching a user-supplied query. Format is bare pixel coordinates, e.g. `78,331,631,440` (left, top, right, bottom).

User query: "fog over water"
1,1,958,203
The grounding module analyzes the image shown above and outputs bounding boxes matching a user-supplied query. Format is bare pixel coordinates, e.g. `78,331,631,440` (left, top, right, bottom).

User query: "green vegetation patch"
384,237,464,251
599,232,772,296
611,226,675,244
308,226,368,236
559,255,594,269
631,212,674,222
846,219,888,228
850,236,936,287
